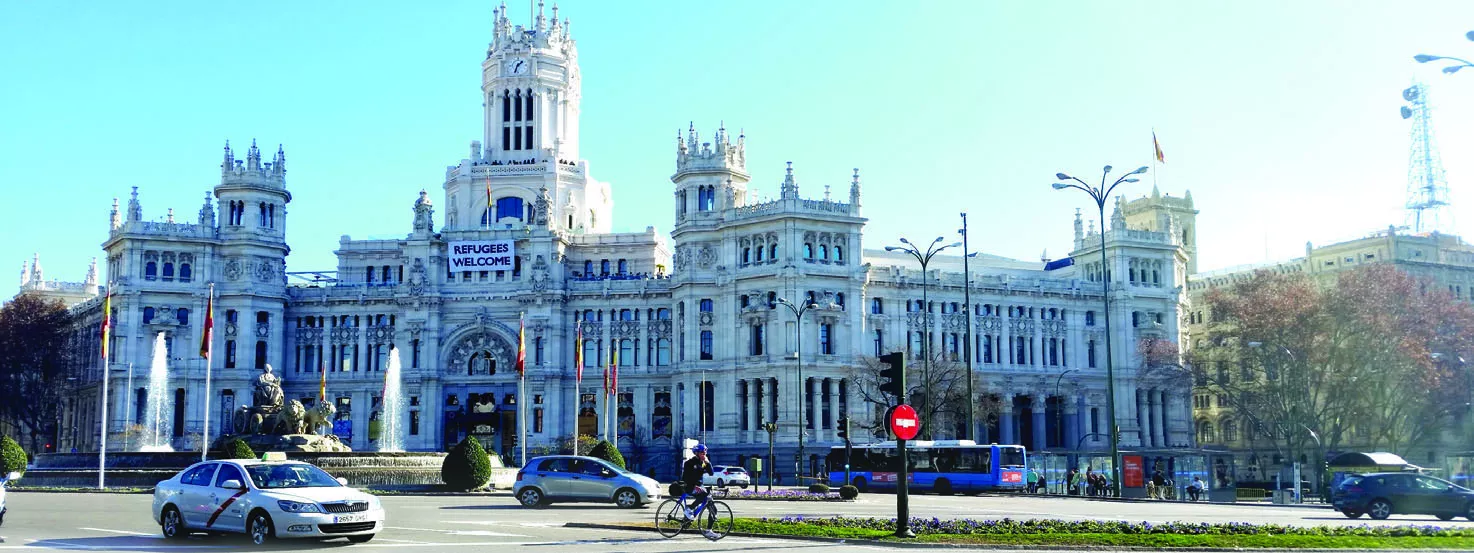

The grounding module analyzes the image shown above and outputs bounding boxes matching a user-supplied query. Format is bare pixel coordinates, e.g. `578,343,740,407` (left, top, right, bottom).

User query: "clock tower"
482,0,580,162
443,1,609,233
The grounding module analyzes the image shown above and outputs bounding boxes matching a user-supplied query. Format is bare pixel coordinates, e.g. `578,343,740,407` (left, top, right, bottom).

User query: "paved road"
1,491,1469,552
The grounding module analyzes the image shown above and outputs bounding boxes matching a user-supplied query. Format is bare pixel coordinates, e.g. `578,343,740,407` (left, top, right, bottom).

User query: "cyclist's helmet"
692,444,708,453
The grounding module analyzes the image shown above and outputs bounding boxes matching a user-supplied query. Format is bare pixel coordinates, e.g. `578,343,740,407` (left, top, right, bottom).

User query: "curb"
973,491,1334,510
562,522,1466,552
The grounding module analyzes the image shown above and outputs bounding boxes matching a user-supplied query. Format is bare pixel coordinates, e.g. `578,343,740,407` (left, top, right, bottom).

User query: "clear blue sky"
5,1,1474,297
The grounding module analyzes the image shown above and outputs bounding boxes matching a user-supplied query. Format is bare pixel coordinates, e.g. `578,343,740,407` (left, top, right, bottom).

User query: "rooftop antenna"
1400,82,1453,233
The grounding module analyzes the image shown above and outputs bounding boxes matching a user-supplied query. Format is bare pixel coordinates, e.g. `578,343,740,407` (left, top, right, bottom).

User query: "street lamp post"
1052,164,1148,498
1053,368,1079,448
959,214,980,441
1415,31,1474,74
885,237,960,438
776,296,820,480
1248,341,1309,503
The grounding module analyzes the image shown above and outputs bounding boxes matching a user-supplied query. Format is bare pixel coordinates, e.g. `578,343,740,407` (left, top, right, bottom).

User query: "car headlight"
367,496,382,510
277,500,322,513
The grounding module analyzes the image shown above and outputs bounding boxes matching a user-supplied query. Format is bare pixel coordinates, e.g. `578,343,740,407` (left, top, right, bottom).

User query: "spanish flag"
485,178,493,220
573,321,583,384
100,291,112,362
1153,131,1166,164
319,356,327,403
198,290,214,359
515,314,526,376
607,347,618,395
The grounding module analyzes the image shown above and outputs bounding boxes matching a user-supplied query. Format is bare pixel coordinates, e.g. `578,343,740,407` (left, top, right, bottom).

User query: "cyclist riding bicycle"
680,443,717,539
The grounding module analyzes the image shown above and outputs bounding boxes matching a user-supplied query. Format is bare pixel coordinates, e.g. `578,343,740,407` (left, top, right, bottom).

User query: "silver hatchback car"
514,455,661,508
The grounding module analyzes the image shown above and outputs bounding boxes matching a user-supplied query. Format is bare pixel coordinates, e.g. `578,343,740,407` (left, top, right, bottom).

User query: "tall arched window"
145,261,157,280
742,248,751,264
803,243,814,259
584,260,593,275
819,245,828,260
176,308,189,326
255,340,268,370
162,262,174,280
768,244,777,260
143,307,155,323
834,246,844,262
179,263,192,282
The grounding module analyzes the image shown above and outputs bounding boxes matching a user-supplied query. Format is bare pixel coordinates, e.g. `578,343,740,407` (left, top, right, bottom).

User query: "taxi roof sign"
260,452,288,462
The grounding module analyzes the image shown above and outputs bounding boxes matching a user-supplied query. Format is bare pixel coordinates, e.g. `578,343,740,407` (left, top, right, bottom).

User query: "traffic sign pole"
880,351,916,539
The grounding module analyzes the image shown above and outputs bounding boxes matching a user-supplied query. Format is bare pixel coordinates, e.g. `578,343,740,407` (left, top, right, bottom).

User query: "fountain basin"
24,451,458,490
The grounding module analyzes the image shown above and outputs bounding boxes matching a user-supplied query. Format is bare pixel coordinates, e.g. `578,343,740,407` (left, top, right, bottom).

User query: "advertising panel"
1122,455,1144,488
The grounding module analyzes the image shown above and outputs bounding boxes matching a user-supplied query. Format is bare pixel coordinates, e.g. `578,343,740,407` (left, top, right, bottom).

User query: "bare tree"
848,352,1002,441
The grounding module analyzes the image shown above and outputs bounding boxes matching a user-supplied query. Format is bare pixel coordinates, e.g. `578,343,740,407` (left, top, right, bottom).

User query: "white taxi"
152,453,384,545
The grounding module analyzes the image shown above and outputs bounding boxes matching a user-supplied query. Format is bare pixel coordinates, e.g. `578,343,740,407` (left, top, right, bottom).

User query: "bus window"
953,448,981,473
933,449,958,472
910,448,934,471
998,446,1025,467
977,448,992,472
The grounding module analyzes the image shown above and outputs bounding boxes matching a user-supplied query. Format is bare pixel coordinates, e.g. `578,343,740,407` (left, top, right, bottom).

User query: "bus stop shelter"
1328,452,1418,489
1027,449,1229,501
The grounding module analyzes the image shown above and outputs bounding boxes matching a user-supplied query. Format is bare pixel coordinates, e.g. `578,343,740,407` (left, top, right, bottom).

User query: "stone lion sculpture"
302,401,337,436
278,400,308,435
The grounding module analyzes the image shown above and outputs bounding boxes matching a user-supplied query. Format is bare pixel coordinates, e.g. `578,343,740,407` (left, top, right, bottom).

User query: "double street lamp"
885,237,960,437
776,296,820,480
1415,31,1474,74
1051,164,1147,498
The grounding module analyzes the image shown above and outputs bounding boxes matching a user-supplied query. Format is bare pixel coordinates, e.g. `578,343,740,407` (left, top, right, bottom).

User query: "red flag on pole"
602,366,610,396
199,291,214,359
516,314,526,376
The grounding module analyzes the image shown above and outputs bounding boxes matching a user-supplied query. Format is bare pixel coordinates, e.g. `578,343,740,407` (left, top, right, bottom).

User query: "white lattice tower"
1402,82,1452,233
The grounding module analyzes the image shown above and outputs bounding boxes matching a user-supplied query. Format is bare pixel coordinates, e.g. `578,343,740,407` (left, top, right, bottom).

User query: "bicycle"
655,487,733,540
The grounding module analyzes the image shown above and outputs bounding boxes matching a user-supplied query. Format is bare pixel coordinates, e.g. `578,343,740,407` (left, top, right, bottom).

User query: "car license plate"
334,514,368,523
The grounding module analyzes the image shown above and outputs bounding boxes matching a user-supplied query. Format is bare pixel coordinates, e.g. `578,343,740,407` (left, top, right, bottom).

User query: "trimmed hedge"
588,439,625,469
808,483,830,494
222,438,256,460
1,436,26,476
754,516,1474,537
839,485,859,499
441,437,492,491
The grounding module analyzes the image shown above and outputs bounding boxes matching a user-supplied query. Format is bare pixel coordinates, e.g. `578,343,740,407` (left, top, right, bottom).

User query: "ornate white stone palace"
34,3,1190,475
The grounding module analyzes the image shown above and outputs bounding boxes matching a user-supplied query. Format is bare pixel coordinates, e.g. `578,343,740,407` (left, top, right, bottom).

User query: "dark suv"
1333,472,1474,520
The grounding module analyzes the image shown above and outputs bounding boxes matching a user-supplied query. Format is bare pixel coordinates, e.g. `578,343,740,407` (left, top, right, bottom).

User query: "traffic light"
878,351,905,398
837,416,850,441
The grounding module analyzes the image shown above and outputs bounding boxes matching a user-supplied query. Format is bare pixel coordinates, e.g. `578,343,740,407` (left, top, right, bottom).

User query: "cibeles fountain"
217,363,350,453
27,345,451,489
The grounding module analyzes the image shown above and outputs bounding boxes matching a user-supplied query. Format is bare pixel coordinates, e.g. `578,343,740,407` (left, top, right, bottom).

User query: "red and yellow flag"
1153,131,1166,164
573,321,583,383
319,356,327,403
485,178,493,221
607,346,618,395
515,314,526,376
100,291,112,362
198,291,214,359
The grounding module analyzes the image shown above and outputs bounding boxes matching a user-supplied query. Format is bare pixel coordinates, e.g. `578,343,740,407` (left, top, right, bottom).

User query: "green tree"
0,294,74,453
441,437,492,491
588,439,625,469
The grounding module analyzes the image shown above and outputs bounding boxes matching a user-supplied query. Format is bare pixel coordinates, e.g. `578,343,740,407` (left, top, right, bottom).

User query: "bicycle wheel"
699,500,734,540
654,499,686,538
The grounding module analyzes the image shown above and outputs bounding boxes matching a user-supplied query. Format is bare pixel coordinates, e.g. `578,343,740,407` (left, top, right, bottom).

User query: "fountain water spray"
140,332,173,452
378,346,406,452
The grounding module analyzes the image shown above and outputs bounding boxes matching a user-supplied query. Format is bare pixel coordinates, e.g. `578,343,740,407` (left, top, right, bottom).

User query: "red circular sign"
888,404,920,440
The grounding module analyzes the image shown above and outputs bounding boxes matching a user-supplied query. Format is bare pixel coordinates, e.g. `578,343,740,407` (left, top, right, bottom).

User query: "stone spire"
127,187,142,221
30,253,42,283
849,168,862,208
223,140,234,170
413,189,434,234
1073,208,1084,247
110,197,121,230
780,162,799,199
535,0,546,32
85,258,98,289
19,260,29,287
199,191,216,227
166,208,175,224
272,144,287,177
1110,196,1126,231
534,185,551,226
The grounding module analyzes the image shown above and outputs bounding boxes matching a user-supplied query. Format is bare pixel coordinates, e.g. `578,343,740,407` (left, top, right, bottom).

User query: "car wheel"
517,487,545,508
347,534,375,543
716,479,725,488
1467,502,1474,521
614,487,641,508
739,483,748,489
1368,499,1393,520
248,510,275,545
934,478,953,496
1437,513,1455,521
1341,509,1363,519
160,506,186,540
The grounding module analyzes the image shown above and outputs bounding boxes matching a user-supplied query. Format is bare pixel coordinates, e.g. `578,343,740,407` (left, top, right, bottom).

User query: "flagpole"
201,283,214,461
125,363,133,452
517,313,527,467
572,321,581,456
98,288,112,489
1152,129,1160,190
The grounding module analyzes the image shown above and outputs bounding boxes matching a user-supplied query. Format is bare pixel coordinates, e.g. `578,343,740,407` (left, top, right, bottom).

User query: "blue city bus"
827,440,1028,494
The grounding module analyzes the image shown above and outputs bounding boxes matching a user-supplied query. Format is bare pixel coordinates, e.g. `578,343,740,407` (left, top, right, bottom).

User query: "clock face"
507,59,528,75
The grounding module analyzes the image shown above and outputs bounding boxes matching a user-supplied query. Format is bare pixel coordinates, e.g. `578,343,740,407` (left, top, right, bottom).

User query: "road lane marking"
77,528,154,536
385,525,528,537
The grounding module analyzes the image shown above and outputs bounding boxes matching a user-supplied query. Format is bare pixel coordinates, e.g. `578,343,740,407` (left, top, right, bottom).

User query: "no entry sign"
888,404,919,440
